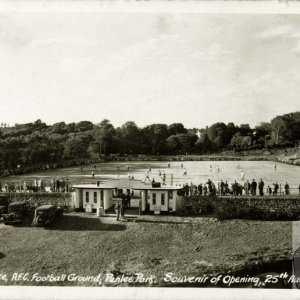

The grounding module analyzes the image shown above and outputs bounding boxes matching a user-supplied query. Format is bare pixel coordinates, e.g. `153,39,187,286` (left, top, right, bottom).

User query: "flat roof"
73,179,183,191
36,205,55,210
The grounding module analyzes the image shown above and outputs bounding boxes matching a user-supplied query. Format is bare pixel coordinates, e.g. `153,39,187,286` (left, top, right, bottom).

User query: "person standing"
115,202,121,221
250,179,257,196
56,178,60,193
267,185,272,195
285,182,290,195
273,182,279,195
66,179,69,192
224,181,229,196
198,183,203,196
203,185,208,196
23,181,27,193
60,178,66,192
244,180,250,196
258,179,264,196
241,170,245,181
121,192,126,208
120,201,125,217
220,180,225,196
126,193,131,208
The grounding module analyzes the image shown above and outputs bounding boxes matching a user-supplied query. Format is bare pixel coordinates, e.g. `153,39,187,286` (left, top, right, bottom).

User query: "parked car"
32,205,63,227
0,206,7,219
0,195,9,218
2,201,31,225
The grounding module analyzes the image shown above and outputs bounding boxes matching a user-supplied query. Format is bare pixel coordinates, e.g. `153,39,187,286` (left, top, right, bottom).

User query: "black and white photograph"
0,1,300,299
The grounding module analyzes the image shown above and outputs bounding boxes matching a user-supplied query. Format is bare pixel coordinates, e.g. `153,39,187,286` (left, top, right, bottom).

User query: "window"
161,193,165,205
100,190,104,207
168,191,173,200
86,191,89,203
94,192,97,203
152,193,156,205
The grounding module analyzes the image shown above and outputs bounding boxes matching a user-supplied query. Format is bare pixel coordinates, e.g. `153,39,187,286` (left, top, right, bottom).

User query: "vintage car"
2,201,31,225
0,206,7,218
32,204,63,227
0,195,9,218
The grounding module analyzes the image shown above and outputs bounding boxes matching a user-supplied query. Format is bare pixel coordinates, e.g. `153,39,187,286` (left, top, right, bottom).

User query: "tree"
63,134,93,159
75,121,94,132
165,135,181,153
95,119,116,155
270,112,300,145
119,121,141,154
168,123,187,135
195,132,212,154
143,124,169,155
50,122,67,134
207,123,229,150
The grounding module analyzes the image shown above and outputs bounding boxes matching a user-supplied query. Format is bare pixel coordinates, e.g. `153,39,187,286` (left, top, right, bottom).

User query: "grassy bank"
0,213,292,287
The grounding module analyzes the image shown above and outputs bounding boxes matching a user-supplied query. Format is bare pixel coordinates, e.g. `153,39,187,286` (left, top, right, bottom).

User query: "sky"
0,11,299,129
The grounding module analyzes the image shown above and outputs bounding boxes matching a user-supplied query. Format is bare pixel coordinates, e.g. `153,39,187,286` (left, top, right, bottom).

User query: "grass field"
3,160,300,194
0,214,293,287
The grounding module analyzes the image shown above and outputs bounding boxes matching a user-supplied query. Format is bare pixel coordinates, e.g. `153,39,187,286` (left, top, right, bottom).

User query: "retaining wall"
187,195,300,220
2,192,73,208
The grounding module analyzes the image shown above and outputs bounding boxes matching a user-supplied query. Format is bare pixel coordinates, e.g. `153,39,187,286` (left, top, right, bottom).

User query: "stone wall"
186,195,300,220
3,192,73,208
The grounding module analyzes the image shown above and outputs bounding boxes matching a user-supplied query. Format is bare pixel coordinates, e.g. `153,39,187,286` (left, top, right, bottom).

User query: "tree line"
0,111,299,170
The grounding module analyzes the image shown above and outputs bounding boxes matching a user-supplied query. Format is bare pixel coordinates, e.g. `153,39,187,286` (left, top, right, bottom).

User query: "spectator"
115,202,121,221
197,183,203,196
273,182,279,195
267,185,272,195
244,180,250,196
220,180,225,196
285,182,290,195
250,179,257,196
258,179,264,196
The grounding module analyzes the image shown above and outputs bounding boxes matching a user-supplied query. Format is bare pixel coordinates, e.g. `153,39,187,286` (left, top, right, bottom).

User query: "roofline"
73,185,116,189
133,187,183,191
73,184,182,191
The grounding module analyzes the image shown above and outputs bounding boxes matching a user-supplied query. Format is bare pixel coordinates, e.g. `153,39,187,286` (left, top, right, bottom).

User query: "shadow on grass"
49,215,127,231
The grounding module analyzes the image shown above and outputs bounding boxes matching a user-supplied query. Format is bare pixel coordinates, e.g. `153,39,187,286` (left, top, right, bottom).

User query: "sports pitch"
4,160,300,194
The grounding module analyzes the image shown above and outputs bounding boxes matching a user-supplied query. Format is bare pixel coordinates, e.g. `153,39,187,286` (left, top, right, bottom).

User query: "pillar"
141,190,147,212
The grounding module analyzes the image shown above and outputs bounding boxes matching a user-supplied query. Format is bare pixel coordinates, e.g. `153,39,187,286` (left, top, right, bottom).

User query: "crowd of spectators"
180,179,299,197
0,178,70,193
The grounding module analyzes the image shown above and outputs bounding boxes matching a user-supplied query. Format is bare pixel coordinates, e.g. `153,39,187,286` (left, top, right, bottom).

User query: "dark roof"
9,201,26,206
36,205,56,211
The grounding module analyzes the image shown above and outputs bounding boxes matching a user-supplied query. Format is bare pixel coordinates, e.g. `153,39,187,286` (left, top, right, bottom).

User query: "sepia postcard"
0,1,300,299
